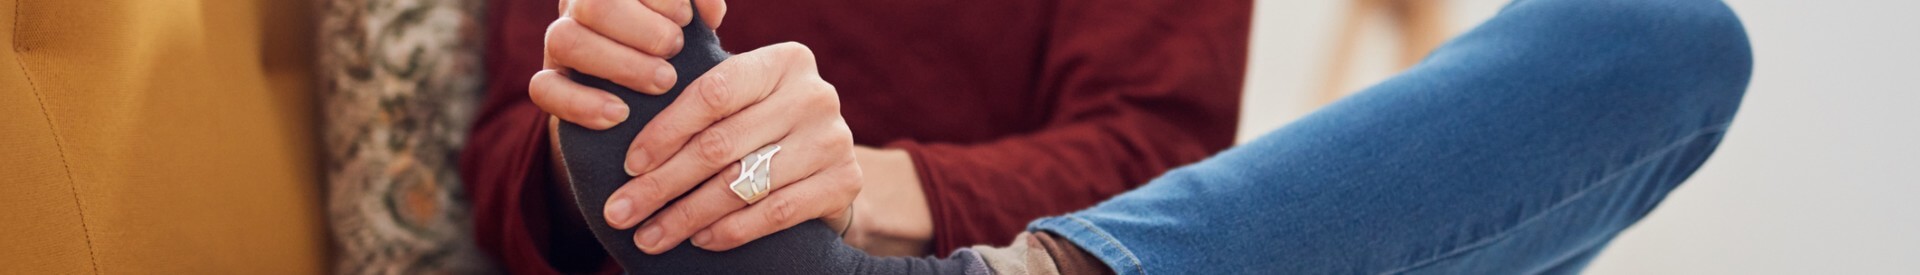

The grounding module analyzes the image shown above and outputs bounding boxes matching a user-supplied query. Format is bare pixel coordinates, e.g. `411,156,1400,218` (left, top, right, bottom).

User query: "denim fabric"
1029,0,1752,274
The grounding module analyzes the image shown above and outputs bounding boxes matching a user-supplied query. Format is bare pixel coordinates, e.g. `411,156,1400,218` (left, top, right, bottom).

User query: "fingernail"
605,198,632,225
624,149,647,176
602,102,628,123
653,65,676,92
691,231,713,248
637,226,663,253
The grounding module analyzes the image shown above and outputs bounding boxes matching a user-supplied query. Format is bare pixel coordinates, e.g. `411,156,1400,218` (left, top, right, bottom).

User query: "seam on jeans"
1537,230,1621,271
1378,123,1732,274
14,1,102,273
1065,215,1148,275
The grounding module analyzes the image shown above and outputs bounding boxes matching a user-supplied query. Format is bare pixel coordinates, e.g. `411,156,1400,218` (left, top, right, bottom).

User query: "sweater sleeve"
458,91,570,275
457,0,617,273
890,0,1253,253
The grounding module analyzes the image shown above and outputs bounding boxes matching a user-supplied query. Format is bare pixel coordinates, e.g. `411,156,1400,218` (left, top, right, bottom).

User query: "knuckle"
816,130,853,154
837,172,862,196
673,0,694,17
650,28,682,55
793,82,839,112
627,135,653,155
825,163,861,190
638,121,682,141
694,129,735,167
695,74,733,109
570,100,601,121
635,176,672,204
717,224,749,245
557,89,593,118
812,80,838,95
572,0,606,22
814,84,842,110
544,20,576,50
616,59,654,86
770,42,814,62
738,52,776,76
829,120,855,143
832,124,857,157
635,122,686,151
834,137,856,156
668,204,698,230
764,197,798,227
642,0,677,13
651,0,677,9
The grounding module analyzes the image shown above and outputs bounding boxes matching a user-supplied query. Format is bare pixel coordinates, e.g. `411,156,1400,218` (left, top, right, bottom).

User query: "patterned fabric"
317,0,492,273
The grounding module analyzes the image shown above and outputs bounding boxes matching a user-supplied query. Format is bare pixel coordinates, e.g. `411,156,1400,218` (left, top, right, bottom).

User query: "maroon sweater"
460,0,1250,273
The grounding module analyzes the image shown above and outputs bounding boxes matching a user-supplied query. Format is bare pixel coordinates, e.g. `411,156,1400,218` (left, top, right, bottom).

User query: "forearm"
885,119,1230,252
848,118,1231,256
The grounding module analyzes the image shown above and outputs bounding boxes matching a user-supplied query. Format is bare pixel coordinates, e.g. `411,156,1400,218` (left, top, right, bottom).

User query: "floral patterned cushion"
317,0,492,273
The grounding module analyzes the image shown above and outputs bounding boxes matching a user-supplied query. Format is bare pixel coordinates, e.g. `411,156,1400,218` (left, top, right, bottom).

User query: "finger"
545,18,678,95
570,0,685,57
625,42,814,174
627,161,745,254
694,0,727,28
629,69,837,177
602,88,808,230
694,160,861,251
639,0,695,27
630,120,851,254
547,0,573,68
530,69,628,130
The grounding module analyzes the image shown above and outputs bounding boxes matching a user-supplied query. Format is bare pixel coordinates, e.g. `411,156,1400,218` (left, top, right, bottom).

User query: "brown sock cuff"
1031,231,1115,275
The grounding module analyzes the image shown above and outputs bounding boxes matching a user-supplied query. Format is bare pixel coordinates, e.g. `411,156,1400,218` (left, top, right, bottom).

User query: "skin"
532,0,936,256
847,148,934,256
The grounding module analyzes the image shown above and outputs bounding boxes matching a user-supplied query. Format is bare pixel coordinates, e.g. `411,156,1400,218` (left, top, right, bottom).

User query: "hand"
599,42,863,254
531,0,726,130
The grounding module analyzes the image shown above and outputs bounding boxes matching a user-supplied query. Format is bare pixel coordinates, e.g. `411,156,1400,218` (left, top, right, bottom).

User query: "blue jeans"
1028,0,1752,274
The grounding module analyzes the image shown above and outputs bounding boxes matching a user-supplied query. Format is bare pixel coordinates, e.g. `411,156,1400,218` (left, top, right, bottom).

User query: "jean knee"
1625,0,1752,125
1651,0,1753,116
1542,0,1751,105
1574,0,1748,63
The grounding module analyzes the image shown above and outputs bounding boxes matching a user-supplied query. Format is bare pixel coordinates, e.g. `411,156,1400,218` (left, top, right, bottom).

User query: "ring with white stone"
728,144,781,204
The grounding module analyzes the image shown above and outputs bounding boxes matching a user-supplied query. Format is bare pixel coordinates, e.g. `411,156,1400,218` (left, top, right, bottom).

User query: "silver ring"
729,144,781,204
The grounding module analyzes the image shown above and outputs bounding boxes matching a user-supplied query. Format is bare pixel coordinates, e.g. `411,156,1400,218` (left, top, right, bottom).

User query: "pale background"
1240,1,1919,274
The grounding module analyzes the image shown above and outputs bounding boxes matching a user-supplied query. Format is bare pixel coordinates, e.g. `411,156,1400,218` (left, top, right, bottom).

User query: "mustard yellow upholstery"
1,0,326,273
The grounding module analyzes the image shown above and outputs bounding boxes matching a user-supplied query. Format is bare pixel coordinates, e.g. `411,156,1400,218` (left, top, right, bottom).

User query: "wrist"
849,146,934,256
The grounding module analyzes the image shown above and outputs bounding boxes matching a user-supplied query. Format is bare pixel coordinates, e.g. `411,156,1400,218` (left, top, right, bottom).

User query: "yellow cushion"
1,0,325,273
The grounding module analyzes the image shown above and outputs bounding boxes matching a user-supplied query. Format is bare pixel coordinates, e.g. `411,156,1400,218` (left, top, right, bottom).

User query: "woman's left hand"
598,42,862,254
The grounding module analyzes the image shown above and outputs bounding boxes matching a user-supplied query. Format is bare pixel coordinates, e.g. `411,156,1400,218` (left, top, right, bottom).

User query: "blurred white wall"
1240,1,1920,273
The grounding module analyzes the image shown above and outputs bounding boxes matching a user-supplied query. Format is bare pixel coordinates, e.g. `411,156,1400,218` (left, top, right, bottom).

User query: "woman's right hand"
532,0,726,130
